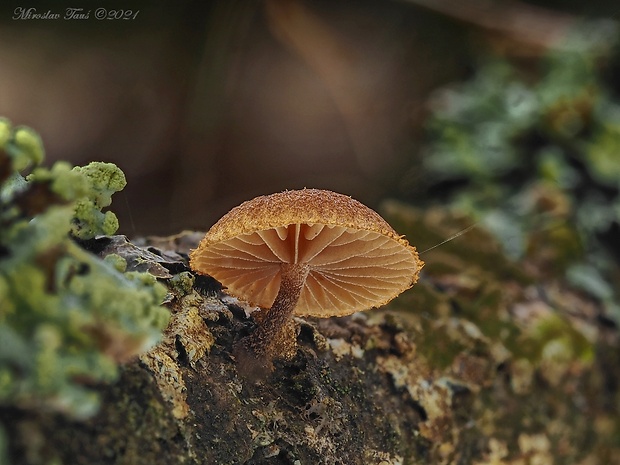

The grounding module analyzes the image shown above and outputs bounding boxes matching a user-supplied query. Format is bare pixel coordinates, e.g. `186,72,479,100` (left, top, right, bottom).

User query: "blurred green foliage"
0,118,170,419
421,21,620,323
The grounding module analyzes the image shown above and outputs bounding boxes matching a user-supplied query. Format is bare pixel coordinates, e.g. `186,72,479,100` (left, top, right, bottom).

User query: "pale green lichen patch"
68,162,126,239
4,124,45,171
0,119,169,420
418,24,620,325
168,271,196,296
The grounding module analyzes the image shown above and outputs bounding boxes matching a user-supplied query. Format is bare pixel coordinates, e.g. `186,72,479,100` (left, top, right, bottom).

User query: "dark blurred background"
2,0,620,235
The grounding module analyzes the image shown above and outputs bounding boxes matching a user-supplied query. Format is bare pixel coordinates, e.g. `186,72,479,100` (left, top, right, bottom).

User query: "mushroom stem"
234,262,310,377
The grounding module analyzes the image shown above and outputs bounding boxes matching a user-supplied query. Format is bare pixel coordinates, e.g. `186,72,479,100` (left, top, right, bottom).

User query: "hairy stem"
234,262,310,378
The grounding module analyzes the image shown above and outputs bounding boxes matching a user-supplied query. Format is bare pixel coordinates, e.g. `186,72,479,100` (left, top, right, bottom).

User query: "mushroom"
190,189,423,378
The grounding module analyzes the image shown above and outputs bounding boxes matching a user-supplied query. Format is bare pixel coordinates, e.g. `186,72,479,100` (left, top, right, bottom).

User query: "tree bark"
4,207,619,465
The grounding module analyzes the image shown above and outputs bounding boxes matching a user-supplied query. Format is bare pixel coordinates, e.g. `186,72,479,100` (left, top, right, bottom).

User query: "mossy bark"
3,208,619,465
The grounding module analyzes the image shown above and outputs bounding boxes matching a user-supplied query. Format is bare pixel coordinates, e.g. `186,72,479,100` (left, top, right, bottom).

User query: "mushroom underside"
191,223,419,317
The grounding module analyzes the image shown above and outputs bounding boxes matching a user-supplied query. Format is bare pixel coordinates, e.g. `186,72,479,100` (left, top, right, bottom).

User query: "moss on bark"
3,208,619,464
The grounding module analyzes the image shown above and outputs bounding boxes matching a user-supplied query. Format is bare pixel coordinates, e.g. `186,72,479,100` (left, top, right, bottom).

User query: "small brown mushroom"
190,189,423,378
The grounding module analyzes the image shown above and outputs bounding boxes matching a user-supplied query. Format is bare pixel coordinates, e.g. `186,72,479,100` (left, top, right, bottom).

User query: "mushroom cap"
190,189,423,317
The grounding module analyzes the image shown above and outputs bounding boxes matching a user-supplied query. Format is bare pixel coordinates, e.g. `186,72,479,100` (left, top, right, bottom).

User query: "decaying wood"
5,207,620,464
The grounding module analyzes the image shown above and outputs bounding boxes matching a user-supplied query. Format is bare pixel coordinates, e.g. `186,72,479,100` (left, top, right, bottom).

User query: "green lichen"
0,118,11,147
168,271,195,296
69,162,126,239
0,118,169,419
4,124,45,171
104,253,128,273
383,203,596,390
417,21,620,324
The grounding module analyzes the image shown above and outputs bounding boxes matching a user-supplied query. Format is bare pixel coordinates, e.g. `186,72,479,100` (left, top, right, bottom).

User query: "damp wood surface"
4,205,620,465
